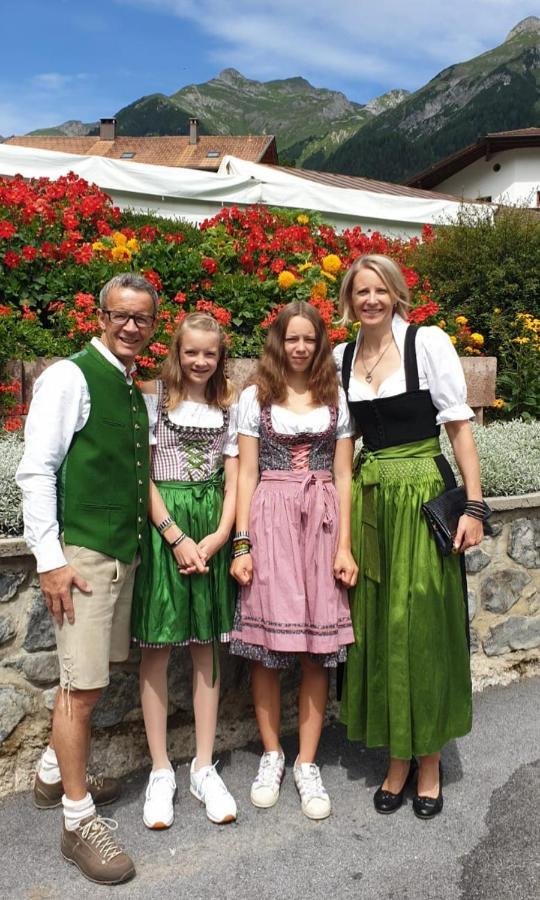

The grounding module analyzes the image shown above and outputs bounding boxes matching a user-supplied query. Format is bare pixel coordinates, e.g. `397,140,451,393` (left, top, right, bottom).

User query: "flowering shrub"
1,172,538,425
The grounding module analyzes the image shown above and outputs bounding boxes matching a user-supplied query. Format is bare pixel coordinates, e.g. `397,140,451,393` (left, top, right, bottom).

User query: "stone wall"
0,492,538,799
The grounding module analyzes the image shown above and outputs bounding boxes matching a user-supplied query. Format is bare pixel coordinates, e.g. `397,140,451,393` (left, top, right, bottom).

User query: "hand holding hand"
39,565,92,627
197,531,226,564
333,548,358,588
230,552,253,585
173,537,209,575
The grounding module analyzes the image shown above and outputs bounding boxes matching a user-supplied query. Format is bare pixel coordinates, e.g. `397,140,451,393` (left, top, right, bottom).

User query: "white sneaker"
250,750,285,809
190,759,237,824
143,768,177,829
293,759,331,820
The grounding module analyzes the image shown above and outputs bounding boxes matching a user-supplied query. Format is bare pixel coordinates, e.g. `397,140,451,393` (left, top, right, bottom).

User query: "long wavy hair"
161,312,235,409
338,254,410,323
255,301,339,407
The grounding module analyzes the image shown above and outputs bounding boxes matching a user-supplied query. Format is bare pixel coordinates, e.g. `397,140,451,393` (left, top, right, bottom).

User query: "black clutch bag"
422,487,493,556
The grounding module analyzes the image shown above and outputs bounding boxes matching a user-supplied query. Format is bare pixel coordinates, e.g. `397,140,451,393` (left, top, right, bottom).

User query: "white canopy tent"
0,143,482,237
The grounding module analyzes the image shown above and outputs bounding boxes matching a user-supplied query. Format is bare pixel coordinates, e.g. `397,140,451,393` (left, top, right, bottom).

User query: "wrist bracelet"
232,547,251,559
233,530,250,541
170,533,187,549
157,516,174,535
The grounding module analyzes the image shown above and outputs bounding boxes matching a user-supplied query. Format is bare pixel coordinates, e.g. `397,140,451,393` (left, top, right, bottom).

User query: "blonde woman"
335,254,483,819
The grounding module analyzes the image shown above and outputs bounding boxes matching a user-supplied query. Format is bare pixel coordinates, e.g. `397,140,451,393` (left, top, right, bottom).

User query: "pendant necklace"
361,336,394,384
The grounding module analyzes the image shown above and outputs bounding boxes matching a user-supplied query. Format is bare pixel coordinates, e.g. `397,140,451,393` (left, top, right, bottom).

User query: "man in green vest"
16,272,158,884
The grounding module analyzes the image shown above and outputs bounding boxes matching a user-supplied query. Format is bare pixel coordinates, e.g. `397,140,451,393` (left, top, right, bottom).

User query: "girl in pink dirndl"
230,301,358,820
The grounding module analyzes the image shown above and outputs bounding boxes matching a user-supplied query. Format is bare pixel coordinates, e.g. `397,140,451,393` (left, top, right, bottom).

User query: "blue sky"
1,0,536,135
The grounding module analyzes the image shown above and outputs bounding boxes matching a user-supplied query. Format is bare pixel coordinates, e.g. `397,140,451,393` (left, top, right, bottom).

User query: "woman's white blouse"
333,315,474,425
143,393,239,456
237,384,354,439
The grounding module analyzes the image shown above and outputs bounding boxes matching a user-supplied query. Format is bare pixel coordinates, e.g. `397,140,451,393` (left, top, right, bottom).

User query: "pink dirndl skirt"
230,469,354,668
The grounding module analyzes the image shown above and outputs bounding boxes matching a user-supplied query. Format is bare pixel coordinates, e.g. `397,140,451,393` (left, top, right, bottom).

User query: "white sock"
62,792,96,831
38,746,61,784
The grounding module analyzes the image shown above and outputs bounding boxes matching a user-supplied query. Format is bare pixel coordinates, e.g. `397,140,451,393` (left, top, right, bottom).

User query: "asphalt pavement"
0,676,538,900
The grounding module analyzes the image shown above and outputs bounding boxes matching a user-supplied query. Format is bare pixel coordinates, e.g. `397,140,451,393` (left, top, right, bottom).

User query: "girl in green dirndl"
132,313,238,829
334,255,485,819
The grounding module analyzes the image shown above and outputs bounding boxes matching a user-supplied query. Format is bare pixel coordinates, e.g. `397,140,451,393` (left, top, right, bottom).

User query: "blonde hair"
338,254,409,323
161,312,235,409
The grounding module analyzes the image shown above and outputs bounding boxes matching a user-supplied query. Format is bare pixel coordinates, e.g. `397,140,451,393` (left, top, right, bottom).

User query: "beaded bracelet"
233,530,250,542
170,533,187,549
232,547,252,559
157,515,174,535
464,501,486,521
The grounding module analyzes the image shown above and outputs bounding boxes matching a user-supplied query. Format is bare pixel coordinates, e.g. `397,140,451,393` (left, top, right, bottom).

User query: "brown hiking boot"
34,772,121,809
61,815,135,884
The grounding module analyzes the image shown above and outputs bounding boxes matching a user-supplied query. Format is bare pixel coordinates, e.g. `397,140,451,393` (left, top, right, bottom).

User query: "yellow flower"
311,280,328,299
321,254,342,274
455,315,468,325
111,246,132,262
438,319,446,329
450,335,457,345
298,262,312,273
321,270,336,282
470,332,484,346
92,241,106,252
296,214,309,225
278,270,296,290
112,232,127,246
126,238,140,252
465,346,474,354
513,336,530,345
493,307,501,314
492,398,505,409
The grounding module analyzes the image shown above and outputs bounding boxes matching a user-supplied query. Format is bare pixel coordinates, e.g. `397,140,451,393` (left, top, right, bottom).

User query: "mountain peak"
215,68,246,85
505,16,540,41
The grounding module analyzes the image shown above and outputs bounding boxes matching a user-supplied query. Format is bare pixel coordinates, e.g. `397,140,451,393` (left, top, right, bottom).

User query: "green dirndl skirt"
131,470,236,645
340,437,472,759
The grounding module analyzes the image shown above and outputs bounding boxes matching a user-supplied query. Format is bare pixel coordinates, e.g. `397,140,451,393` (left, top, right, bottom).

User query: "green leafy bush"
0,434,24,535
440,420,540,497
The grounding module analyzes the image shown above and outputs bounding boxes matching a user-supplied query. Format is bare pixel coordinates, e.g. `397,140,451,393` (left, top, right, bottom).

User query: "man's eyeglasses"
101,309,156,328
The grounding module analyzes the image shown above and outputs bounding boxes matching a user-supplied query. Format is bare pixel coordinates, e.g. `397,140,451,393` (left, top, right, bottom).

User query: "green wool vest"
57,343,149,563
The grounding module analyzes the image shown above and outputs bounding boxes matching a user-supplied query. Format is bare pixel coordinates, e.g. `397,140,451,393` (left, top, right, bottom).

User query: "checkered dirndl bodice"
258,405,338,472
151,381,229,482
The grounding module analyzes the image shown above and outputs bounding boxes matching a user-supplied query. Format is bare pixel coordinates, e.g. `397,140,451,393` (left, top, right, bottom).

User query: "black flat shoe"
413,764,443,820
373,759,416,815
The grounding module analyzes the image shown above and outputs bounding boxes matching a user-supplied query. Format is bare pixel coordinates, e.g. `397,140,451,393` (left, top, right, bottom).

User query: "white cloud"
119,0,537,93
31,73,89,91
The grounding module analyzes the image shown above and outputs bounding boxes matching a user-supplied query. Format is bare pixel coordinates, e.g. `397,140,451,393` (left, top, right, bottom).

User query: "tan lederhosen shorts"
53,544,139,691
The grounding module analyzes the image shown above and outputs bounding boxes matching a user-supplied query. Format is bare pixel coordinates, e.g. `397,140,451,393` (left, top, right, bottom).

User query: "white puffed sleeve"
142,392,158,446
237,384,262,437
223,402,239,456
417,326,475,424
333,343,347,380
336,387,355,439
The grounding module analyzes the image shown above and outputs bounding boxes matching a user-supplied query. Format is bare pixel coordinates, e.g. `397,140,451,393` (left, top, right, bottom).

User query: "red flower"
22,305,37,320
173,292,187,304
201,257,218,275
0,305,13,316
4,417,23,432
0,220,17,240
139,225,159,242
3,250,21,269
270,258,286,273
21,245,37,262
195,300,231,326
407,300,440,324
73,243,94,265
143,269,163,292
149,342,169,357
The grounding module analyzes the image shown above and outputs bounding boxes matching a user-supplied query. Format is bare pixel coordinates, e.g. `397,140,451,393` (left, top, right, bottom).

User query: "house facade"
406,129,540,207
